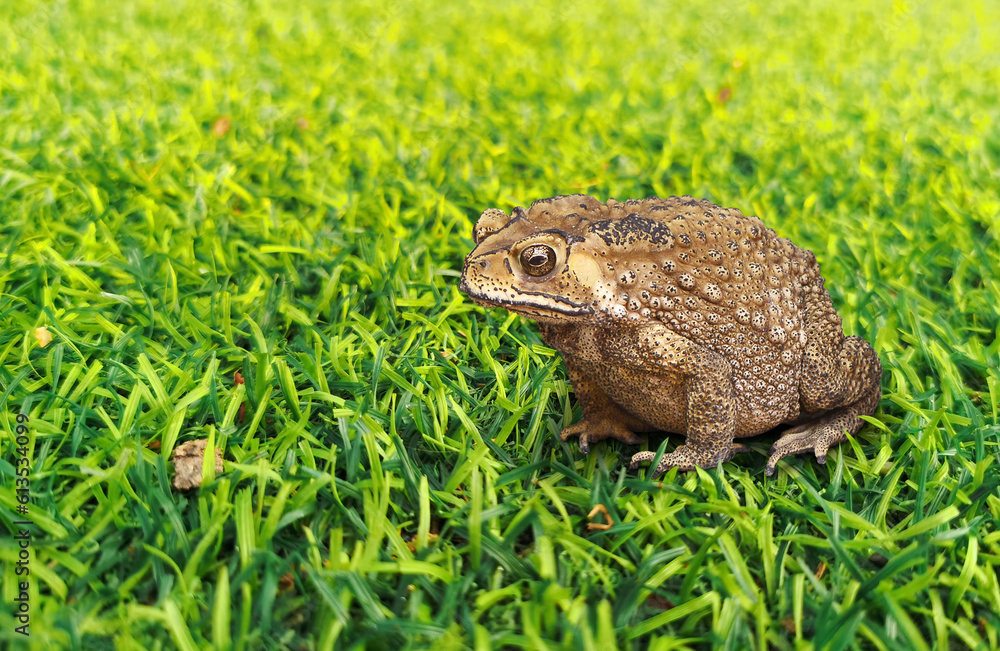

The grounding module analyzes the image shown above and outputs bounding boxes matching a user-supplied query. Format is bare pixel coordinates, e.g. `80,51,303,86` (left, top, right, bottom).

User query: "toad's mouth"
459,278,594,318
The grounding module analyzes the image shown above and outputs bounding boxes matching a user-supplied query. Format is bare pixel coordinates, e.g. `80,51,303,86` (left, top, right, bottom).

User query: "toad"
459,195,882,476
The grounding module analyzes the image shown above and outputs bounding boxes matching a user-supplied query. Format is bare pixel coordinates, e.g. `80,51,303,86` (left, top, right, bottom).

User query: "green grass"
1,0,999,648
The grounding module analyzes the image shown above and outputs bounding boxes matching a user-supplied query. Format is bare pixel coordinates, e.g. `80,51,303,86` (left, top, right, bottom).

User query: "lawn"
1,0,999,649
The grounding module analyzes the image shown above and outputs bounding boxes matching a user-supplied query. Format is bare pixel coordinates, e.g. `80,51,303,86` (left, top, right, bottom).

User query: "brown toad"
459,194,882,476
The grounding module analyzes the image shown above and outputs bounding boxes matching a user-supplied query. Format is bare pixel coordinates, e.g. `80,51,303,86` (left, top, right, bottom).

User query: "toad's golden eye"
519,244,556,276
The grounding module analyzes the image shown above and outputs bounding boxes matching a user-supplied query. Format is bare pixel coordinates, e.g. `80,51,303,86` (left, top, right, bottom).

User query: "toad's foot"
559,419,644,454
765,407,857,476
629,443,750,476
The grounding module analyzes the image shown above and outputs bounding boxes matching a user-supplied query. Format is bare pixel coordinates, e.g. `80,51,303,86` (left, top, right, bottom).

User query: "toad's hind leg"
766,335,882,476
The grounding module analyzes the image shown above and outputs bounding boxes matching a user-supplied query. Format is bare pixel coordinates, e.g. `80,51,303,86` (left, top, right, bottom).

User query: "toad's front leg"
607,323,747,475
628,351,748,475
558,358,647,453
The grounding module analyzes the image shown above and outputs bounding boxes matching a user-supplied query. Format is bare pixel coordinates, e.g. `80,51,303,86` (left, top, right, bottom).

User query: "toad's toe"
631,443,748,476
766,417,850,476
560,418,643,454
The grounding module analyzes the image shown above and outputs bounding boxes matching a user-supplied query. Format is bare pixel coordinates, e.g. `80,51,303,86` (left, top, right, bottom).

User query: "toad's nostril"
478,260,489,270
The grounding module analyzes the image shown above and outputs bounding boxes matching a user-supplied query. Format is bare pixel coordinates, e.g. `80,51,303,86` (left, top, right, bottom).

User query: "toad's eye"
518,244,556,276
